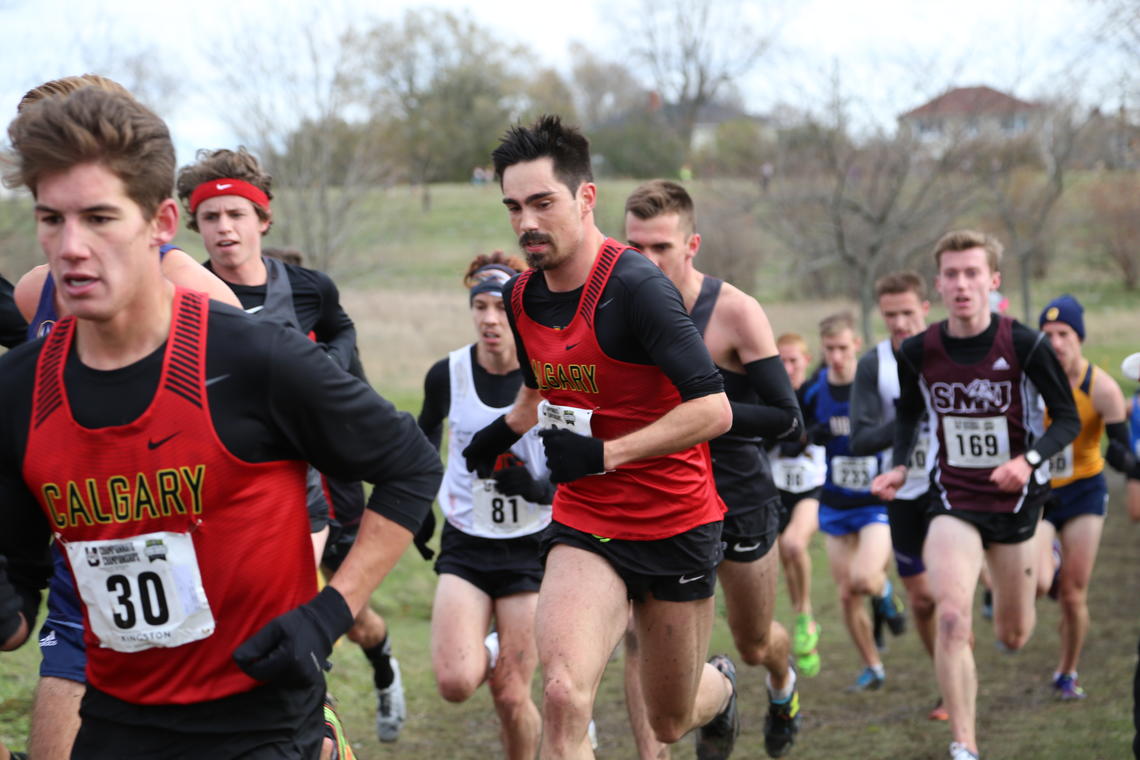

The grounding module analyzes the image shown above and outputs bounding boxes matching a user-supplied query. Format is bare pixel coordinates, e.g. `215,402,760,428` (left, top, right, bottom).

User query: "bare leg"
925,516,984,755
987,537,1038,653
1055,514,1104,675
900,571,937,658
537,546,630,759
778,498,818,617
431,574,494,702
718,551,790,689
29,676,84,760
1034,518,1058,599
490,592,542,760
623,609,671,760
825,530,885,670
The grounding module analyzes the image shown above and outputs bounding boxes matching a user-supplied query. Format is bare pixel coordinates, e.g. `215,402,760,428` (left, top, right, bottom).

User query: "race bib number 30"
471,478,544,535
830,456,877,490
65,531,215,653
944,416,1010,469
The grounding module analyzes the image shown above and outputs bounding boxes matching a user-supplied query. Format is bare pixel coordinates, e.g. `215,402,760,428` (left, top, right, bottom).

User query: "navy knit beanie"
1039,294,1085,341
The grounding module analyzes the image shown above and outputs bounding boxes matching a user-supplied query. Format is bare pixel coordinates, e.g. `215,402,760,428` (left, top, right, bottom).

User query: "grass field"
2,179,1139,758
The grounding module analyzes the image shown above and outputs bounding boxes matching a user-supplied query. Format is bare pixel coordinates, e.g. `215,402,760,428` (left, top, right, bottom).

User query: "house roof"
899,86,1039,120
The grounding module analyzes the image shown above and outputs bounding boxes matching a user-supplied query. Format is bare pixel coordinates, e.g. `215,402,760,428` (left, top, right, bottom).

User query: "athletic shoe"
792,614,822,676
323,698,357,760
792,613,820,656
980,589,994,621
587,718,599,750
949,741,979,760
1052,673,1086,700
845,666,885,692
696,655,739,760
928,698,949,721
875,579,907,636
763,675,800,757
485,630,500,671
375,658,406,743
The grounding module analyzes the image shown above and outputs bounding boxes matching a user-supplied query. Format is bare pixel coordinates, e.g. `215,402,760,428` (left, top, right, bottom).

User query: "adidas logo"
992,357,1011,371
39,630,58,647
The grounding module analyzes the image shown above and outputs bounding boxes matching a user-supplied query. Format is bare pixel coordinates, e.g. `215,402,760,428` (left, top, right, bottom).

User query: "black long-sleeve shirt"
0,302,441,632
0,274,27,349
891,318,1079,469
849,347,897,456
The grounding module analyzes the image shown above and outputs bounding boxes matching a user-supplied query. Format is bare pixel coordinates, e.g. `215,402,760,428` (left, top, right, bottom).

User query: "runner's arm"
889,335,925,474
1020,330,1080,462
849,350,895,455
159,248,242,309
310,273,357,372
417,358,450,450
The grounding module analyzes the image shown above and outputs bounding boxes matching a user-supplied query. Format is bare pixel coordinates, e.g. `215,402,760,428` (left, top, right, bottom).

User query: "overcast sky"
0,0,1123,165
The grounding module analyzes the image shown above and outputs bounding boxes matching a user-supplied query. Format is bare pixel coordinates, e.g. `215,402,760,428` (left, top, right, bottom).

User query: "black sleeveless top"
691,276,779,513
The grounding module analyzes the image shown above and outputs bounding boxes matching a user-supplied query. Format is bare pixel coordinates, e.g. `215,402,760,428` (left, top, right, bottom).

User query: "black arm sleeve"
417,358,450,450
501,277,538,389
891,336,926,468
1105,421,1137,474
263,327,442,534
310,273,357,373
727,356,803,440
849,350,896,455
623,261,723,401
1017,327,1080,462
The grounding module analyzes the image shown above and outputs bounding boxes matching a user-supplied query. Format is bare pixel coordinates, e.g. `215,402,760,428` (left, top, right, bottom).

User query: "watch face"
1026,451,1041,466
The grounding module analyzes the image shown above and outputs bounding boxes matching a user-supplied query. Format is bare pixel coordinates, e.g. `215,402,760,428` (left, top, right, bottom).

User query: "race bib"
772,459,811,493
943,415,1010,469
831,455,877,490
471,478,545,535
907,435,932,479
538,400,594,437
64,531,215,653
1049,444,1074,480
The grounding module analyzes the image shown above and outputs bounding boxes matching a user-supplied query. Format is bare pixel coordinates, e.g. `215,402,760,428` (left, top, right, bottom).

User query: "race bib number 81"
944,416,1010,469
471,478,544,535
65,531,215,653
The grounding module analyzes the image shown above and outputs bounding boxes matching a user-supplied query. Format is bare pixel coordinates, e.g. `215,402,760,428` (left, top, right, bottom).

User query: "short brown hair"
932,229,1002,272
819,311,856,338
624,179,696,236
3,87,174,220
176,147,273,232
875,271,926,301
18,74,131,113
777,332,810,354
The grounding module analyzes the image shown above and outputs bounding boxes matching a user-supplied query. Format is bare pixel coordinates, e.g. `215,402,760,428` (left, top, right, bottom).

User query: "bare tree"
756,74,977,341
209,13,391,275
568,43,648,130
976,102,1088,321
627,0,785,158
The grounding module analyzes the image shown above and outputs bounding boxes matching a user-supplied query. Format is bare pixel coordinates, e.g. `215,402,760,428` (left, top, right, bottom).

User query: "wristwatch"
1025,449,1042,468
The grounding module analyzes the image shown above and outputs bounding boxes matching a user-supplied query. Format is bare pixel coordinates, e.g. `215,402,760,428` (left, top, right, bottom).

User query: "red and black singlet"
511,239,724,539
22,289,315,705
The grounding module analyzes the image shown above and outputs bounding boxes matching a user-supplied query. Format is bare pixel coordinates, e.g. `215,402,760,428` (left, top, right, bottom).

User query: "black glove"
233,585,353,687
778,438,808,458
0,556,24,644
412,509,437,560
493,465,555,504
538,428,605,484
463,416,522,478
806,421,832,446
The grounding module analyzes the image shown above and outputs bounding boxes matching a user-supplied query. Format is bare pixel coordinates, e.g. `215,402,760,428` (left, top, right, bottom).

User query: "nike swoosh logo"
565,342,580,350
678,574,705,584
244,305,264,314
216,183,233,190
598,297,615,309
732,542,761,553
147,432,181,450
205,374,231,387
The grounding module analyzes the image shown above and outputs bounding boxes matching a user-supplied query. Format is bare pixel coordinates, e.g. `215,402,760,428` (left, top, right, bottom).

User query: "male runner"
848,271,944,718
802,312,906,692
0,86,440,758
463,115,737,759
1036,294,1139,699
175,148,408,742
9,74,243,760
622,179,804,758
872,229,1079,760
0,275,27,347
773,333,826,676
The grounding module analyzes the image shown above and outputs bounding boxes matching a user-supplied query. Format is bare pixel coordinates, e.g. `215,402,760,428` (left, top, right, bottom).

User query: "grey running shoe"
375,658,406,743
696,654,739,760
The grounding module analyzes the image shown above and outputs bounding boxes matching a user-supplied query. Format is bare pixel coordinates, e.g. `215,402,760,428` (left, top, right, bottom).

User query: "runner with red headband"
176,148,411,747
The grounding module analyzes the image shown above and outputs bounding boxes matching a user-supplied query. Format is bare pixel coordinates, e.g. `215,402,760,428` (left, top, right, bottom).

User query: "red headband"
189,178,270,214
